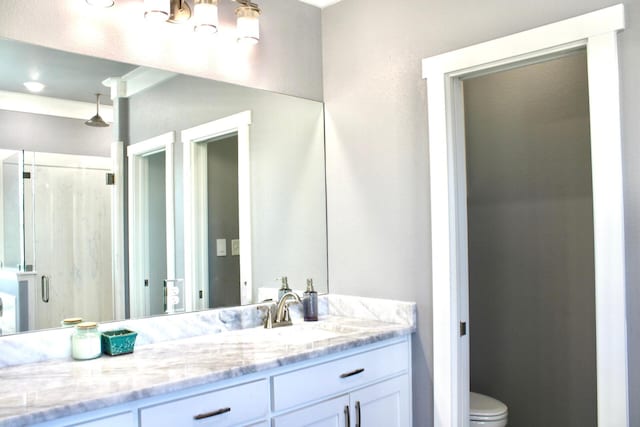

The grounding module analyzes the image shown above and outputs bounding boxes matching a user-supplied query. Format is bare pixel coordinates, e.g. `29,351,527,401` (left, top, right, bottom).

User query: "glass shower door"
27,152,113,330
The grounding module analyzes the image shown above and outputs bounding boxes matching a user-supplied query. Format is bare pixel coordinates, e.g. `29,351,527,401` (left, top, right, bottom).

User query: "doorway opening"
464,50,596,427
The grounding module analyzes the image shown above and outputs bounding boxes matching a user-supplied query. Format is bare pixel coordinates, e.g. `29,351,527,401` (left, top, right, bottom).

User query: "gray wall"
465,52,596,427
147,151,167,316
321,1,640,426
0,110,111,157
207,136,241,308
0,0,323,101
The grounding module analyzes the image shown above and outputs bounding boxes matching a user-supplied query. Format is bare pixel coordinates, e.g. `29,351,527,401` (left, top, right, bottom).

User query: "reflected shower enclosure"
0,151,113,333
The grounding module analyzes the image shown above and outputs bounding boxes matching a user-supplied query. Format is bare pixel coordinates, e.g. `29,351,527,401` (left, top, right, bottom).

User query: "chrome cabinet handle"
340,368,365,379
344,405,350,427
0,296,3,317
355,401,361,427
41,275,50,303
193,407,231,420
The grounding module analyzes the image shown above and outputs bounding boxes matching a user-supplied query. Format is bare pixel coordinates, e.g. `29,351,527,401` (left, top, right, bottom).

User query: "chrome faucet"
275,292,301,325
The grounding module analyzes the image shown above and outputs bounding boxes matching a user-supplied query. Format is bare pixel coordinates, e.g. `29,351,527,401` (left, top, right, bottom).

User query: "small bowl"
101,329,138,356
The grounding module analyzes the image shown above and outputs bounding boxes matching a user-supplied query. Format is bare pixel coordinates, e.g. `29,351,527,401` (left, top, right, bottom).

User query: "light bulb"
236,5,260,44
144,0,170,22
194,0,218,34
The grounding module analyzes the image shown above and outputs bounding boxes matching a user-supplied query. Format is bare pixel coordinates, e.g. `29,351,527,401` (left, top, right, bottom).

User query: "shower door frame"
422,4,628,427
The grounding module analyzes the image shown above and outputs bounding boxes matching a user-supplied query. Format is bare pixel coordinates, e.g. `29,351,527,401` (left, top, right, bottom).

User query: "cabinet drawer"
272,341,409,411
140,379,268,427
68,412,135,427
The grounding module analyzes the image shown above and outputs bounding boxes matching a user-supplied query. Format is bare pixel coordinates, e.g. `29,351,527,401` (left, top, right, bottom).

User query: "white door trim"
127,132,176,318
181,110,253,310
422,4,627,427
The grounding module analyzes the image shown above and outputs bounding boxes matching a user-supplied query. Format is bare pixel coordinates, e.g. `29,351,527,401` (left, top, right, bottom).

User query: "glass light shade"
194,0,218,34
236,6,260,45
144,0,170,22
23,81,45,93
85,0,115,7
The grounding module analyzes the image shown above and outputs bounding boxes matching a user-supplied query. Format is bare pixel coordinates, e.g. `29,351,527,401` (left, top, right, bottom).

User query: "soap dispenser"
303,278,318,321
278,277,291,300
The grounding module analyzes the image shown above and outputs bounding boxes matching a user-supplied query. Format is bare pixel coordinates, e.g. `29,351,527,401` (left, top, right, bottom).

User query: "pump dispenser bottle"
278,277,291,301
303,278,318,321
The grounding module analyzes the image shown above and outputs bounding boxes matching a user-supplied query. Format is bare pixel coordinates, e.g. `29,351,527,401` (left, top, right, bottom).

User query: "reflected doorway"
127,132,176,318
206,135,241,308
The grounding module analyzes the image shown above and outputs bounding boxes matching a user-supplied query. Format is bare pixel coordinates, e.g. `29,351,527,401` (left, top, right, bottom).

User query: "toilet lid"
470,392,508,420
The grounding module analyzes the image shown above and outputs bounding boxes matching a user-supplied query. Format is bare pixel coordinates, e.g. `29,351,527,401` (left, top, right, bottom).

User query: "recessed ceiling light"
23,81,45,93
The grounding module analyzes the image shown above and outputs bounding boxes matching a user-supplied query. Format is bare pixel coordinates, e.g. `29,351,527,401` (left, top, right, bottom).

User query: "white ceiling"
298,0,343,8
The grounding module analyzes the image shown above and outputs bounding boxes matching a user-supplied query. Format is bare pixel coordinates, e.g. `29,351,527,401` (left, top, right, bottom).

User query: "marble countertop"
0,314,414,426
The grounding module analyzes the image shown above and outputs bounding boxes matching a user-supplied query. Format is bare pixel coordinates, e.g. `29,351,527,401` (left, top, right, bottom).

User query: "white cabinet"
272,341,411,427
273,375,410,427
273,395,349,427
349,375,410,427
32,336,411,427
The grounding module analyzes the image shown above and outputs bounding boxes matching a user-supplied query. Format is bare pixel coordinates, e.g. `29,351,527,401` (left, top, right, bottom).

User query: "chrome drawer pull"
340,368,365,379
193,407,231,420
344,405,350,427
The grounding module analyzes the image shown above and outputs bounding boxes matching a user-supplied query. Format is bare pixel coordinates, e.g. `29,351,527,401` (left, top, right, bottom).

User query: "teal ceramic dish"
101,329,138,356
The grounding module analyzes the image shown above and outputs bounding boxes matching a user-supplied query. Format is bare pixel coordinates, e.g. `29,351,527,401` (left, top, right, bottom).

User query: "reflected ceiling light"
193,0,218,34
86,0,115,7
235,2,260,45
85,94,110,128
140,0,261,43
23,81,45,93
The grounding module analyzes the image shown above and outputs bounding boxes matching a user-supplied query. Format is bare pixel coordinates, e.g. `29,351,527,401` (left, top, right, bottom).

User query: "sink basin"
240,322,355,345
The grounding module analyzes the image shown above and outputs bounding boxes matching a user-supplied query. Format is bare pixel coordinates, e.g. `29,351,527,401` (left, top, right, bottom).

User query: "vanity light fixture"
142,0,261,43
88,0,261,43
85,93,110,128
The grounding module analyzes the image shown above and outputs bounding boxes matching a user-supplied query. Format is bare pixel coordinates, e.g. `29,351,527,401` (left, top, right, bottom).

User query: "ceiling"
0,39,136,105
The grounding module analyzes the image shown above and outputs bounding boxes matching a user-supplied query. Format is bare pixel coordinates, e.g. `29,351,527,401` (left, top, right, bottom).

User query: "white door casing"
181,111,252,310
127,132,176,318
422,4,627,427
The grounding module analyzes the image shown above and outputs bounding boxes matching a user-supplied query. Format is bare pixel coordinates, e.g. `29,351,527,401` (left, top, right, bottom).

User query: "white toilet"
470,392,508,426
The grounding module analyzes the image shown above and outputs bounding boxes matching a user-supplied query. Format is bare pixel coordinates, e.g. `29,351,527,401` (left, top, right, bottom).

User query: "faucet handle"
256,304,274,328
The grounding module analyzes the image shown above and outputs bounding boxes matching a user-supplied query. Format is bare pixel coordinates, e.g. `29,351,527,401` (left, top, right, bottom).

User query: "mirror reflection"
0,38,328,335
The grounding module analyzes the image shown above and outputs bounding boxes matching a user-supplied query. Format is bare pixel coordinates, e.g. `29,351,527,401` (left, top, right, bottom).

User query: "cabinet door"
273,395,350,427
350,375,410,427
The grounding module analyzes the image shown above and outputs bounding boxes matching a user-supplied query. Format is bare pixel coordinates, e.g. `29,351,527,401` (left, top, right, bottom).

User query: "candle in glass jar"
71,322,102,360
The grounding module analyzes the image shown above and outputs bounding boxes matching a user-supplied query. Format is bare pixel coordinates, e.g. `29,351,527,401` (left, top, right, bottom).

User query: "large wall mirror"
0,37,328,336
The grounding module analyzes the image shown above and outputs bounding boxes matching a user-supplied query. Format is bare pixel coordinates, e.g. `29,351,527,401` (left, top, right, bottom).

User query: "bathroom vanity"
0,295,415,427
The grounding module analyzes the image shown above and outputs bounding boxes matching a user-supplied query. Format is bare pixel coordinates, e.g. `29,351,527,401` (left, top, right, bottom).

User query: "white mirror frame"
181,111,252,311
127,132,176,319
422,4,627,427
